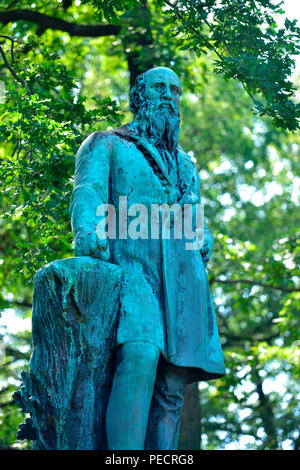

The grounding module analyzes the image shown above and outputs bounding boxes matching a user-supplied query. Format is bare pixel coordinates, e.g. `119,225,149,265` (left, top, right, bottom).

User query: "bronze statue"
14,66,225,450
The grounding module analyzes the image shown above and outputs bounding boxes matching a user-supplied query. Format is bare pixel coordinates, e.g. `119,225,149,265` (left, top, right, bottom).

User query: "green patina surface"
14,67,225,450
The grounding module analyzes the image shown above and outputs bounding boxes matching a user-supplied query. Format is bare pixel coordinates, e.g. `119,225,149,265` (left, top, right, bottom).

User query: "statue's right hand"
74,231,110,261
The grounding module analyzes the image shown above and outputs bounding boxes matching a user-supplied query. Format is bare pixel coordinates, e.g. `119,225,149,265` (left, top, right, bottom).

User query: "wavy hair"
129,72,146,115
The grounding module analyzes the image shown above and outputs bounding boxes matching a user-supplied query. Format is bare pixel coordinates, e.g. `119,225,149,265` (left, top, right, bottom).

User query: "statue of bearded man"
70,66,226,450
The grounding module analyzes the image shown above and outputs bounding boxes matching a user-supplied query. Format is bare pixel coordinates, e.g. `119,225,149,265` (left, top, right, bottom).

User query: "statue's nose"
162,85,172,99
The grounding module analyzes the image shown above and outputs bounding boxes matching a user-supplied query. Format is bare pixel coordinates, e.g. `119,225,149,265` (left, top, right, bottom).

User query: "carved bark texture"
14,257,122,450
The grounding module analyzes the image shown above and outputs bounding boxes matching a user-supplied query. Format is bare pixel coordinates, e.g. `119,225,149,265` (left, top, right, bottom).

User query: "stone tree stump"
14,256,122,450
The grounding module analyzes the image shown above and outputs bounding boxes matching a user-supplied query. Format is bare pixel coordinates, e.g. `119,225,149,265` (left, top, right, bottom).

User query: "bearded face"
135,100,180,154
130,67,182,154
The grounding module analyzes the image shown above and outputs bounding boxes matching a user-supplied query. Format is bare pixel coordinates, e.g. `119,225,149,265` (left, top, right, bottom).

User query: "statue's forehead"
145,68,181,90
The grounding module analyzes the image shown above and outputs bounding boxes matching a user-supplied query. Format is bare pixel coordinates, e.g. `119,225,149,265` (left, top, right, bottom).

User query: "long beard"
135,103,180,154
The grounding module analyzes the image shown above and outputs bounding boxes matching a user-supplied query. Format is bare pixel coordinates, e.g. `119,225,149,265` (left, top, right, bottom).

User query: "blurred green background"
0,0,299,450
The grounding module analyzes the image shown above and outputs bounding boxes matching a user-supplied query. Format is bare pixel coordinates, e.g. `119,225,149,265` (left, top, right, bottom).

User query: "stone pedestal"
14,257,122,450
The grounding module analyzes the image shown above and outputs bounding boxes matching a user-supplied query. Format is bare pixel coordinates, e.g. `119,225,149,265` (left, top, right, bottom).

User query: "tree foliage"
88,0,300,129
0,0,299,450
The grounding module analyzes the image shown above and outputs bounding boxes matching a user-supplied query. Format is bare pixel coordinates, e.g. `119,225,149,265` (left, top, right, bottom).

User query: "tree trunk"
178,382,202,450
253,369,279,449
14,257,122,450
121,0,155,88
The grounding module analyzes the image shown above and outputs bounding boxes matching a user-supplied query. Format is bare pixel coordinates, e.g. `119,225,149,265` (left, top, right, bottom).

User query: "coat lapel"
136,136,175,187
113,123,195,197
113,123,174,187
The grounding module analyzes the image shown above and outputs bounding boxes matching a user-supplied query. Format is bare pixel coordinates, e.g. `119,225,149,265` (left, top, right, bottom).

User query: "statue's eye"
152,82,165,91
170,85,180,95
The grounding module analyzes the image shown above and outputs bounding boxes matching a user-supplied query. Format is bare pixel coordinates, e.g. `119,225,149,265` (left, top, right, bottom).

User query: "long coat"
70,122,226,382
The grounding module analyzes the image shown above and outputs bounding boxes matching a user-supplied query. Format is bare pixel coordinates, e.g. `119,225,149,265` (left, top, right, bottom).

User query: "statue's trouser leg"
144,360,188,450
105,341,160,450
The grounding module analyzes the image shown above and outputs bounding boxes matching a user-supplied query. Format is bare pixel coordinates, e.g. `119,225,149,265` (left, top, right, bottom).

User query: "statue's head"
129,67,182,153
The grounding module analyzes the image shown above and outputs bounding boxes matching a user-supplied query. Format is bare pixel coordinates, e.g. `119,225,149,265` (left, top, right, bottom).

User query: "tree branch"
0,399,15,408
1,299,32,309
0,386,12,395
3,346,30,361
225,332,278,344
0,34,16,63
163,1,261,109
163,1,224,62
0,43,25,87
0,444,17,450
0,9,121,37
209,277,300,293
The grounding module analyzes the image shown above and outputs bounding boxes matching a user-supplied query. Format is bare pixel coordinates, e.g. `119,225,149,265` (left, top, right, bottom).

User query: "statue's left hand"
74,231,110,261
200,231,213,264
